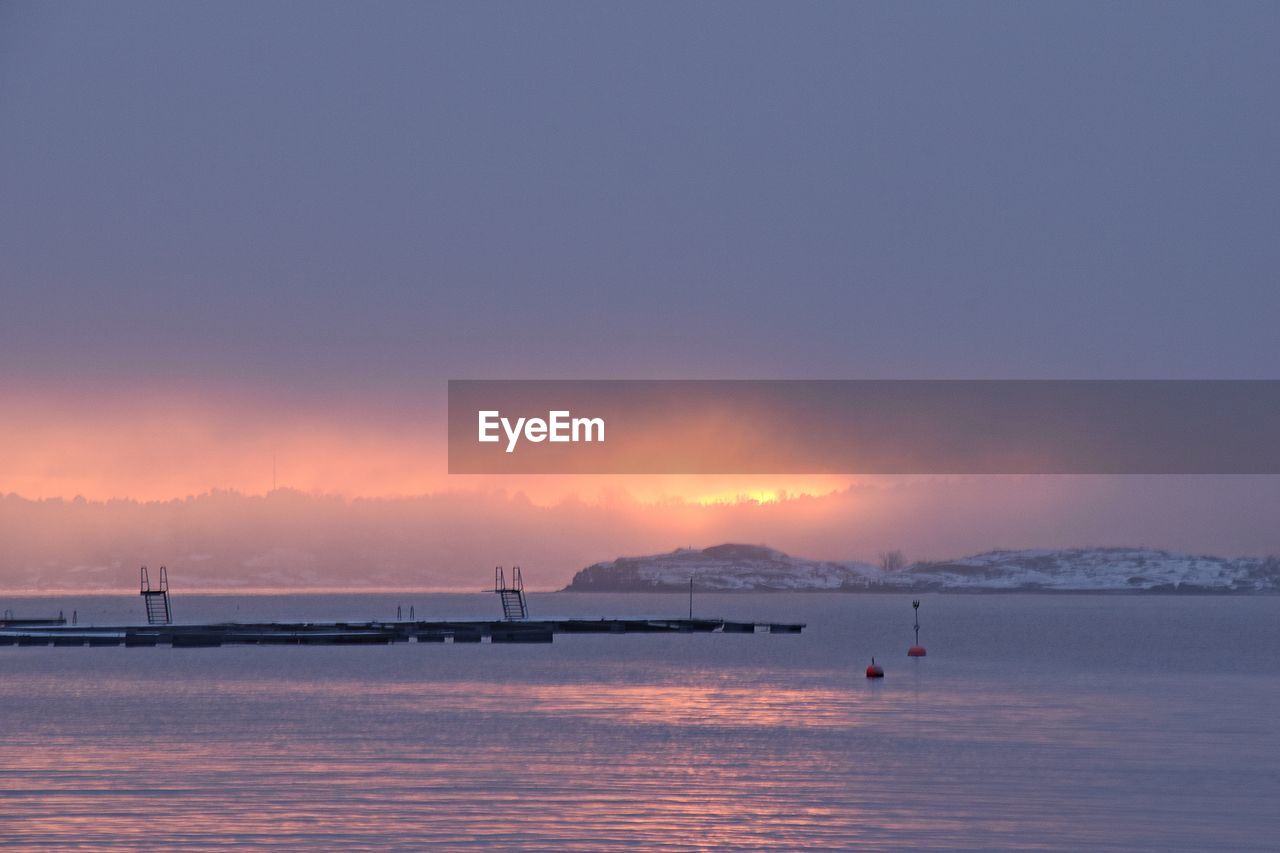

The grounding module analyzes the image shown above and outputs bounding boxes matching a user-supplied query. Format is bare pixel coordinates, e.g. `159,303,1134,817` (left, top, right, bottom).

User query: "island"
563,543,1280,593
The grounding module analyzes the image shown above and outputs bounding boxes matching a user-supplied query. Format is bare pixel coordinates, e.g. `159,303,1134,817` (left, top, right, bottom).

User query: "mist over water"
1,593,1277,849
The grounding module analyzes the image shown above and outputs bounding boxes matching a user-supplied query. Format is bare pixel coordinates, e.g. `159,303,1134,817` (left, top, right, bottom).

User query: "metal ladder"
140,565,172,625
494,565,528,621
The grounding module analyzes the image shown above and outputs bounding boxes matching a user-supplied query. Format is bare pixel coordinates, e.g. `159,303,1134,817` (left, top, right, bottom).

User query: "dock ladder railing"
494,565,528,621
140,565,172,625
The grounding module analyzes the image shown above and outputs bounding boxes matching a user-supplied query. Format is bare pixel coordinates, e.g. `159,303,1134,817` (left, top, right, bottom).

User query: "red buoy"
866,658,884,678
907,600,927,657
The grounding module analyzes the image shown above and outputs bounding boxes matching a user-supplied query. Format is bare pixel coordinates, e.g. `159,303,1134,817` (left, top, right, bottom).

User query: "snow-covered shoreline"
564,544,1280,593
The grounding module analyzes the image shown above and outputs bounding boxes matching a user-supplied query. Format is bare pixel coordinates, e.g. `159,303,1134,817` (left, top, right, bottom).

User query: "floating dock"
0,565,803,648
0,615,67,628
0,617,804,647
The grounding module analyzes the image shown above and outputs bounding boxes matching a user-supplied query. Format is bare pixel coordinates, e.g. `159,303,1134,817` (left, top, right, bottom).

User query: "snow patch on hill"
564,544,1280,592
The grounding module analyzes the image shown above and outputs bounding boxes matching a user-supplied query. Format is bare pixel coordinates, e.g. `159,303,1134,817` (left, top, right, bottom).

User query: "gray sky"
3,1,1278,401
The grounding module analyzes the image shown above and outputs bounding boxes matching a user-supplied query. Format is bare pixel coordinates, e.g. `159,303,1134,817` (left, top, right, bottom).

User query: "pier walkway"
0,617,804,647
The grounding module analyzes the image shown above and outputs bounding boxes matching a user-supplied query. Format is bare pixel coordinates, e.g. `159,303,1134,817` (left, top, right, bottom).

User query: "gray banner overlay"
448,380,1280,474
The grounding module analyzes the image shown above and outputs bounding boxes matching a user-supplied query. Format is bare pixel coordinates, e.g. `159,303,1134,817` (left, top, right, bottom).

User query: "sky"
1,2,1278,585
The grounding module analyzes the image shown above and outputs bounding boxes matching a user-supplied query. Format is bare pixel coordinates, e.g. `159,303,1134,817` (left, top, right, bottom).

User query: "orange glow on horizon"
0,387,856,507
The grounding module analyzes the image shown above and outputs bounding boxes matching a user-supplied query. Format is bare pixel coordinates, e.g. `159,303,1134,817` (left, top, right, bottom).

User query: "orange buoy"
866,657,884,678
908,645,927,657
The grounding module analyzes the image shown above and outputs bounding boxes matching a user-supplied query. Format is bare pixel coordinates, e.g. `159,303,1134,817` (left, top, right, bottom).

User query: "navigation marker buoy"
908,599,927,657
866,657,884,678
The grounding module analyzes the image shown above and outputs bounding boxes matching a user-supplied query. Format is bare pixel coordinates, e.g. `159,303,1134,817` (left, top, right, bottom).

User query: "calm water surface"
1,593,1277,850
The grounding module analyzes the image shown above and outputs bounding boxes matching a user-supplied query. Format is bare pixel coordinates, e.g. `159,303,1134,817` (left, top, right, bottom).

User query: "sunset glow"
4,2,1278,849
0,385,863,506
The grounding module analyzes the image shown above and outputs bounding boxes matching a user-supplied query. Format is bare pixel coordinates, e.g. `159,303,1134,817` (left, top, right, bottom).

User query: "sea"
0,592,1276,850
